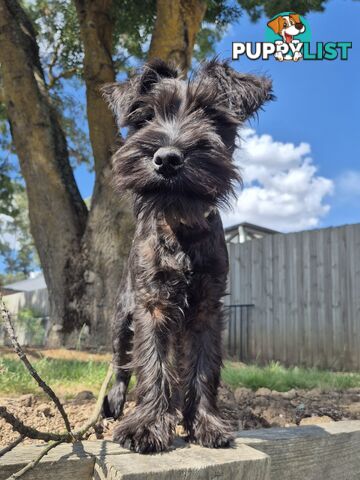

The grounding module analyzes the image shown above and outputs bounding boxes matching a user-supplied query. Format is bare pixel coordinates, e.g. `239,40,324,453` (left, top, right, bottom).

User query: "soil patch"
2,384,360,446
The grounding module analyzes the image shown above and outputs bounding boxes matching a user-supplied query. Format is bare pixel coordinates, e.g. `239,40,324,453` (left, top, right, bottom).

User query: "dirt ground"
2,383,360,447
0,346,112,362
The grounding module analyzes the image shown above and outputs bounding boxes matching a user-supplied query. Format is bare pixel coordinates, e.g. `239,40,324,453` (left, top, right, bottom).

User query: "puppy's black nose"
295,22,303,30
153,147,183,175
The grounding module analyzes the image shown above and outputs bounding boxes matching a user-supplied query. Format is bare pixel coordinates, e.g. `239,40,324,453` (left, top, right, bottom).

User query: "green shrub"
17,307,46,346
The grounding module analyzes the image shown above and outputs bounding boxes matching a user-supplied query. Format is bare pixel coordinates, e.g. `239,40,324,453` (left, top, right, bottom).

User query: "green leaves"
0,187,38,277
237,0,327,22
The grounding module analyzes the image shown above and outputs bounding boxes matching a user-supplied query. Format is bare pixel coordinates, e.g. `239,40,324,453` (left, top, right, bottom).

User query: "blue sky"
217,0,360,229
73,0,359,231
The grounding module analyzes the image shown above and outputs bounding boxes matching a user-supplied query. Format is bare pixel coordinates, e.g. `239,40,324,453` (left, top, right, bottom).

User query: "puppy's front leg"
182,300,233,448
113,305,177,453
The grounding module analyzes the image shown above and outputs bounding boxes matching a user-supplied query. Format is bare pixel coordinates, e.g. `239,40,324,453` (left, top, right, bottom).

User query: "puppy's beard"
133,193,216,229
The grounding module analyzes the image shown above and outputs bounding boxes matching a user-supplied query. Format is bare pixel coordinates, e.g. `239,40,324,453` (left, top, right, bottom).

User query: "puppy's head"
102,59,273,225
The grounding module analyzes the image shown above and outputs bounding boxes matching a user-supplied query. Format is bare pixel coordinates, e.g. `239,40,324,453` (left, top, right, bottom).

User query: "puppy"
101,59,273,453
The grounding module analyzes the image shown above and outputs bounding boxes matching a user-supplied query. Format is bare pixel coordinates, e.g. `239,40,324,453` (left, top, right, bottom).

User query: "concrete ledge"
1,421,360,480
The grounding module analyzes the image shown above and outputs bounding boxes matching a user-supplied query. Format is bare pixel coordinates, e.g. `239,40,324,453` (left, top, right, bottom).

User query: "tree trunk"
0,0,88,346
149,0,207,74
73,0,134,347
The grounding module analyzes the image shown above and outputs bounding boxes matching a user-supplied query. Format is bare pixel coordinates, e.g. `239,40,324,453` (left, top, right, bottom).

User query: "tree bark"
72,0,134,346
149,0,207,74
0,0,88,345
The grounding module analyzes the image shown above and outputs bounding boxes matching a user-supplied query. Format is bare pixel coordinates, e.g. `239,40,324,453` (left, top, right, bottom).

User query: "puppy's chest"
135,223,207,294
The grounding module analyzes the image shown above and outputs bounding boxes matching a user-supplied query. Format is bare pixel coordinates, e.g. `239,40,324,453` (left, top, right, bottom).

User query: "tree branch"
0,296,72,434
6,440,63,480
48,68,78,89
149,0,207,74
0,364,113,443
0,407,65,442
0,436,25,459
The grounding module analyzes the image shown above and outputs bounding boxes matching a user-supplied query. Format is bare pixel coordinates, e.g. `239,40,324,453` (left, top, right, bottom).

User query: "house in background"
2,272,46,296
0,272,49,346
225,222,280,244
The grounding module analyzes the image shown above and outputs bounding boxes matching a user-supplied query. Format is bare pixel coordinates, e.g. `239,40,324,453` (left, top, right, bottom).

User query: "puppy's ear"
200,59,273,121
101,82,133,127
138,58,179,94
267,16,283,34
289,13,302,24
101,59,179,127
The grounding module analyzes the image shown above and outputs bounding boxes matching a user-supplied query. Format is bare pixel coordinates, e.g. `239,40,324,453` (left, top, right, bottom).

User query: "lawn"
222,361,360,392
2,350,360,398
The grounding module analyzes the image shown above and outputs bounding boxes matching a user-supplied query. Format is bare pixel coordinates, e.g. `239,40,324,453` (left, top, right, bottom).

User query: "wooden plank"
295,232,305,365
276,234,287,364
338,226,350,368
302,230,312,366
3,421,360,480
284,233,297,365
237,420,360,480
330,226,342,368
0,441,121,480
251,238,263,362
94,442,270,480
345,225,357,369
322,228,333,368
263,235,273,362
309,230,320,367
316,228,326,368
241,241,252,360
271,234,281,364
353,224,360,369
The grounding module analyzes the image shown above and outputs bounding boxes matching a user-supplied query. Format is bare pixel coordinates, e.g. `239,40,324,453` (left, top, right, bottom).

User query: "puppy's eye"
130,110,154,129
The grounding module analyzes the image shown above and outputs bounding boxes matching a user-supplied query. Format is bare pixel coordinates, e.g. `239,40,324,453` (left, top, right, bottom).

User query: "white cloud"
221,129,334,232
337,170,360,198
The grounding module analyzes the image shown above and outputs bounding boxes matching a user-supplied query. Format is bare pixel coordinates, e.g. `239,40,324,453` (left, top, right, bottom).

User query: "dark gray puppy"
101,59,272,453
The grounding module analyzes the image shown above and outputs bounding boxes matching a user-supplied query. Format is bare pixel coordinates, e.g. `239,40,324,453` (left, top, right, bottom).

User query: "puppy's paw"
113,410,175,454
101,383,127,420
188,412,234,448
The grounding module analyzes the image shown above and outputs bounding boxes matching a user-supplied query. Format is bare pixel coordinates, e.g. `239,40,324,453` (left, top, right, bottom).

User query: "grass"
2,355,360,398
0,357,112,398
222,361,360,392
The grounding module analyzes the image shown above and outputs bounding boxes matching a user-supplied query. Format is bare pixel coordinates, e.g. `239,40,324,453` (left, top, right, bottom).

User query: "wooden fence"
226,223,360,369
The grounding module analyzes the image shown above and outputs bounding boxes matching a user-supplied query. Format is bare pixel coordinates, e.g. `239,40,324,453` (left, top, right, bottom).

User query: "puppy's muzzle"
153,147,183,177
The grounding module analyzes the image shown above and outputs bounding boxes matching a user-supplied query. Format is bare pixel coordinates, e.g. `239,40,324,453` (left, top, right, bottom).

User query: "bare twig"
6,440,63,480
0,365,113,442
48,68,77,89
0,436,25,458
0,296,72,434
72,363,113,441
47,44,77,89
0,407,66,442
0,294,114,479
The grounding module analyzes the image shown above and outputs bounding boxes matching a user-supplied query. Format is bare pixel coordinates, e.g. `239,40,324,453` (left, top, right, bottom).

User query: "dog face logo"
267,12,307,61
267,13,305,44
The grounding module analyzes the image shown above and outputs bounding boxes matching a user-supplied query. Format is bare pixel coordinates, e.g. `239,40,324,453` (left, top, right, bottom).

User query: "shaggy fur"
101,58,272,453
